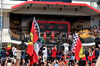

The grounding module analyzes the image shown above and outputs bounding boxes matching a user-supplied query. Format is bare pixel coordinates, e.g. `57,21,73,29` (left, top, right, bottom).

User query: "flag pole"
33,17,41,41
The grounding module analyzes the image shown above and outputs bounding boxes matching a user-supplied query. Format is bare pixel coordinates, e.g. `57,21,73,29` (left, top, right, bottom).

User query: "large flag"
27,20,39,65
71,33,87,63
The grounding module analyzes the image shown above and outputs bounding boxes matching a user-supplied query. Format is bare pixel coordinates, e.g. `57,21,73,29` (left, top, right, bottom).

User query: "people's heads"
85,47,88,50
22,40,24,43
53,47,56,50
2,48,5,51
47,47,50,49
44,46,47,48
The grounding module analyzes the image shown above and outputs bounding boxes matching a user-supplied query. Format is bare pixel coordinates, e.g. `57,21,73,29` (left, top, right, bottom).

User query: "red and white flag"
27,20,39,65
71,33,87,63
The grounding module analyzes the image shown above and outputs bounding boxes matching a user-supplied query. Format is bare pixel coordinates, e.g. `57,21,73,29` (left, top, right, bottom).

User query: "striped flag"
71,34,78,53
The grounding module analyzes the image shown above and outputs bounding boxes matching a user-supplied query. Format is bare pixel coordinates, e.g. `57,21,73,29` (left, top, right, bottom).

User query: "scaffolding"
0,0,3,48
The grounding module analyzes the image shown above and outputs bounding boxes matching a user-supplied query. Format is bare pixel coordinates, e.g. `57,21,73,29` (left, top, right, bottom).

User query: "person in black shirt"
24,52,30,66
95,37,100,59
9,49,13,60
19,40,27,64
95,36,100,48
1,48,6,63
85,48,89,61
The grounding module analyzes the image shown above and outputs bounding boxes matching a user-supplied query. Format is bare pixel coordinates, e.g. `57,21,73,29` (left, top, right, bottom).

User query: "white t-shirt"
63,44,69,54
12,47,17,56
42,48,47,56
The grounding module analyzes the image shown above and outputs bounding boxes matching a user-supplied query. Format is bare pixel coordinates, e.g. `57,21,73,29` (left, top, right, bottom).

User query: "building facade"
0,0,100,46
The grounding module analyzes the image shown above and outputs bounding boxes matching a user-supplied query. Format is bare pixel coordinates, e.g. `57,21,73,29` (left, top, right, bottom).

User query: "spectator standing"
1,48,6,63
42,46,47,62
57,49,61,60
24,52,30,66
12,45,17,56
47,47,52,61
19,40,27,63
9,48,13,60
51,46,57,61
68,33,72,44
95,36,100,59
85,47,89,61
63,43,69,55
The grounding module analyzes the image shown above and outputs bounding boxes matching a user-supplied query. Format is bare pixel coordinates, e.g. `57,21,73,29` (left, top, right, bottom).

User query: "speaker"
79,60,86,66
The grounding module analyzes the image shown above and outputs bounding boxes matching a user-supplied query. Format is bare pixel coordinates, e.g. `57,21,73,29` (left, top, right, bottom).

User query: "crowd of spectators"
0,26,100,66
0,40,100,66
0,43,100,66
88,26,100,37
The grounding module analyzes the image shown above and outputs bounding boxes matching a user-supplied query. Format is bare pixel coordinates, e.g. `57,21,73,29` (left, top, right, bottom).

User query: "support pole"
0,0,3,48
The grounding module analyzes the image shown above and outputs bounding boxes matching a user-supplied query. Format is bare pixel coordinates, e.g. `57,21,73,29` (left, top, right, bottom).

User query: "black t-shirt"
85,50,89,57
9,49,13,57
1,51,6,58
25,53,30,63
19,43,27,50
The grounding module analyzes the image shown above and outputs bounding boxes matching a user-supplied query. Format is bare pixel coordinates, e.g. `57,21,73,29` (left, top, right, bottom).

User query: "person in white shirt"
63,43,69,55
42,46,47,62
12,46,17,56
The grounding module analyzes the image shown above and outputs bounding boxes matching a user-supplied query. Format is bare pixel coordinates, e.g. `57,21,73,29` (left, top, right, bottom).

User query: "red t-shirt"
52,49,57,57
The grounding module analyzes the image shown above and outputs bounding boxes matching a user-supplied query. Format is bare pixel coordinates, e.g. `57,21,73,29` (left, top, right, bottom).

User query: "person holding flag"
71,32,87,65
